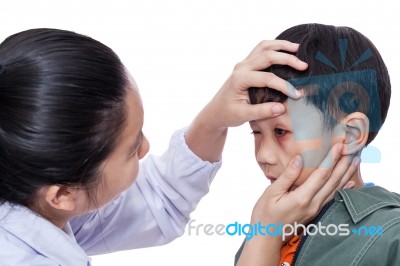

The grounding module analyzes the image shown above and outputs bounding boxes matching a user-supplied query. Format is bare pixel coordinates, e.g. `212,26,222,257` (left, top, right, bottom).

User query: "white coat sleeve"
70,128,222,255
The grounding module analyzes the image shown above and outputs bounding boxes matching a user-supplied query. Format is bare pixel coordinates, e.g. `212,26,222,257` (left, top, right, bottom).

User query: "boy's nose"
256,139,279,166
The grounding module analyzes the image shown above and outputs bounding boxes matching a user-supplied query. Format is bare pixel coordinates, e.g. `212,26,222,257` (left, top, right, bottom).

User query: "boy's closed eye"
274,128,289,137
250,128,289,137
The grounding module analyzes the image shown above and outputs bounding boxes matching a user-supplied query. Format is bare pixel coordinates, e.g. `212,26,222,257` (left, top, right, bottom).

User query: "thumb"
242,102,286,122
271,155,303,193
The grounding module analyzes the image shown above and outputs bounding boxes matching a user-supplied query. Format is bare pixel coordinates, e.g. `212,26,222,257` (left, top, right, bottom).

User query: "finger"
343,181,356,189
295,143,344,198
317,156,360,206
336,156,359,189
240,102,286,121
244,50,308,72
314,155,359,205
247,40,300,58
238,71,302,99
270,155,303,194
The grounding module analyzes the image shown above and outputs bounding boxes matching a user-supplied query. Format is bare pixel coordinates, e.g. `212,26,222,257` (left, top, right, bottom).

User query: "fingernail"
292,155,303,168
352,156,361,166
297,59,308,67
286,82,302,99
272,104,284,114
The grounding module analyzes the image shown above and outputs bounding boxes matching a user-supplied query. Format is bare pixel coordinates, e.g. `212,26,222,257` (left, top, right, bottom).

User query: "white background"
2,1,400,265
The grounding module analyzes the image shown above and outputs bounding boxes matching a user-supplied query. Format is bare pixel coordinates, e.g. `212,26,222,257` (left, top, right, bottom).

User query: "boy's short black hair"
249,23,391,145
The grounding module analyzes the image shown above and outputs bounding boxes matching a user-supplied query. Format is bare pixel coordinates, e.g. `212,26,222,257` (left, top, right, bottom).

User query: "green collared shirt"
235,186,400,265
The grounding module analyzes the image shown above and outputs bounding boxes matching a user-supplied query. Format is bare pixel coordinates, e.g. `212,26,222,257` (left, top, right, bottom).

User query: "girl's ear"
340,112,369,155
44,185,78,211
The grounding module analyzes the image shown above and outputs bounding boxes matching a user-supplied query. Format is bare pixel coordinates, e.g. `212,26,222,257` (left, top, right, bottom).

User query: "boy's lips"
266,175,277,182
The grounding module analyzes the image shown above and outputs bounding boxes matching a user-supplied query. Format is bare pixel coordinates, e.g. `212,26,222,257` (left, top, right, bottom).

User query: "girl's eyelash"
251,131,261,135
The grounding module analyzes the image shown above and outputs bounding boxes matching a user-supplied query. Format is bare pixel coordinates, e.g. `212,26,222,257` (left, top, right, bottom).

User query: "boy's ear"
340,112,370,155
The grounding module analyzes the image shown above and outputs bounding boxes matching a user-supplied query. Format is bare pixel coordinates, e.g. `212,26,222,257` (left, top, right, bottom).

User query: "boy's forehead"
251,98,321,127
287,97,327,140
287,97,321,118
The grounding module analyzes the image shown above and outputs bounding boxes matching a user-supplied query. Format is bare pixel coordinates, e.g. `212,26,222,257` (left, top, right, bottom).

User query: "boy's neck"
349,166,365,189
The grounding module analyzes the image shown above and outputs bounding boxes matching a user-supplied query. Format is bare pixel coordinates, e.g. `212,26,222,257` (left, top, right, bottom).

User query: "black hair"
0,29,127,207
249,23,391,145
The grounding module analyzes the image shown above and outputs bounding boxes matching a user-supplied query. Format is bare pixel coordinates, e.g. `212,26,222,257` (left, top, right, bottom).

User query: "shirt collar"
0,202,91,265
336,186,400,224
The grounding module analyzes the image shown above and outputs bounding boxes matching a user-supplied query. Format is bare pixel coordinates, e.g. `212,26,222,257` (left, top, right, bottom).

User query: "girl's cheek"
129,159,140,184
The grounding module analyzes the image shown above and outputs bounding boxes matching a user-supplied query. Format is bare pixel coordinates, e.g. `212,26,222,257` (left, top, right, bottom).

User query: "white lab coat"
0,129,222,265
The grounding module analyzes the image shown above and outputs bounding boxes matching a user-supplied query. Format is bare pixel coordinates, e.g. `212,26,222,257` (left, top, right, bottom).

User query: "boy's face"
250,97,345,189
